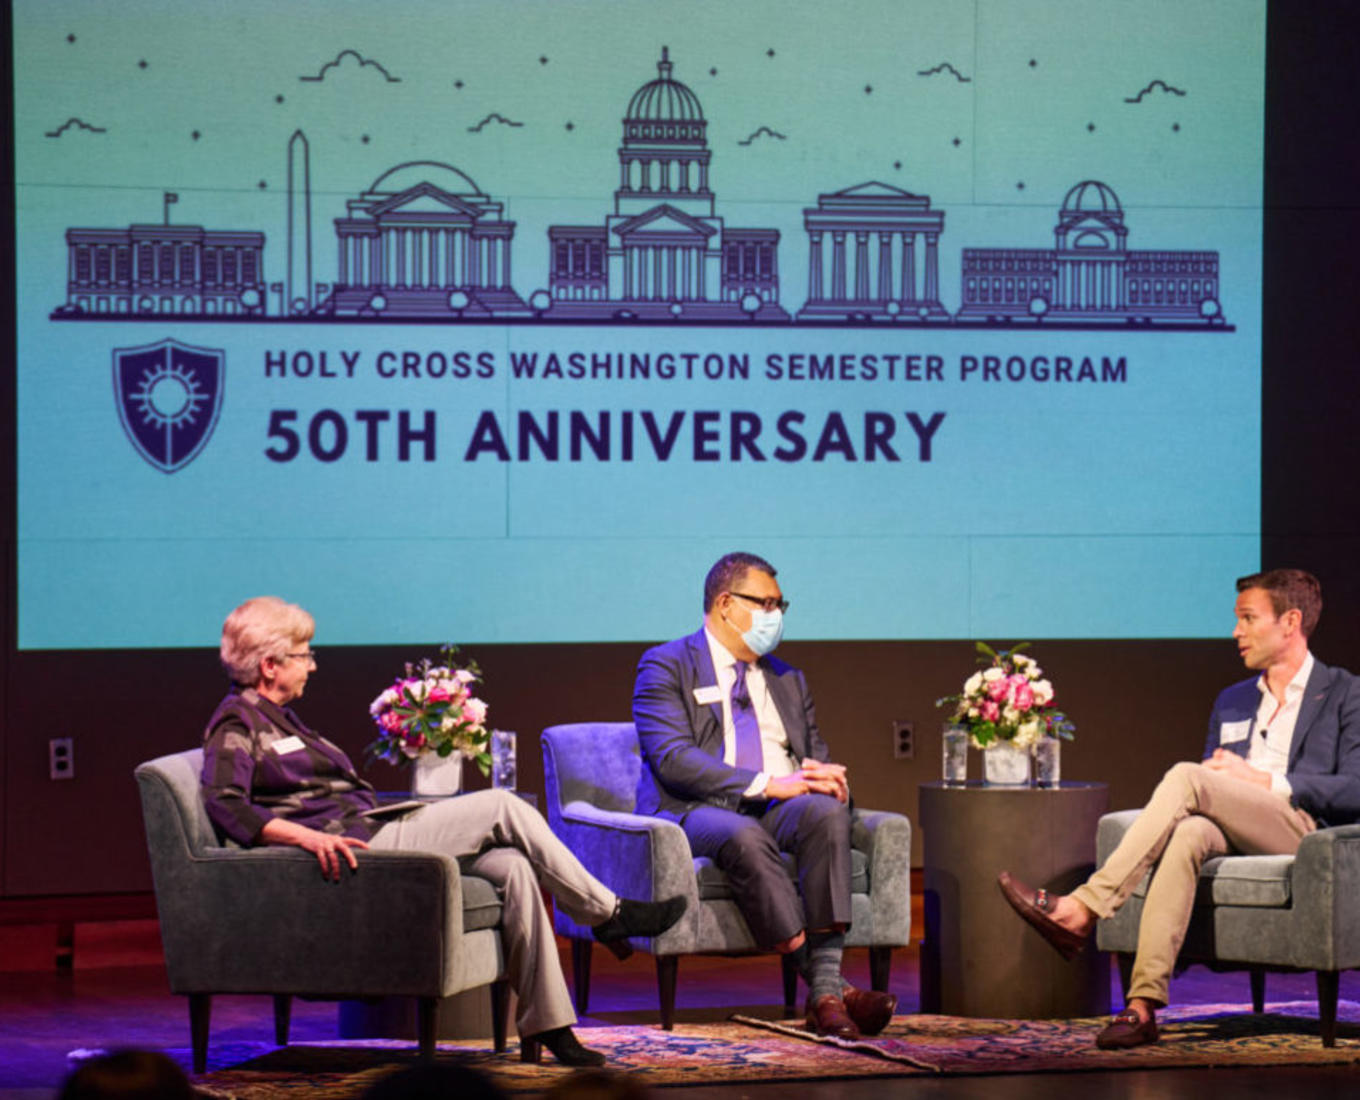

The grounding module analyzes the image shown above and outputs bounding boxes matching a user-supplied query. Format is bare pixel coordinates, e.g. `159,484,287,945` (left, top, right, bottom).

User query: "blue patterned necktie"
731,661,764,772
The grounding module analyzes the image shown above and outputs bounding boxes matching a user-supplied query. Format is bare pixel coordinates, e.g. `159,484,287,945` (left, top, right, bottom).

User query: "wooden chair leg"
571,938,593,1015
272,994,293,1046
1249,969,1266,1013
416,997,438,1060
1116,954,1134,1003
656,955,679,1031
188,993,212,1075
1317,970,1340,1047
781,952,799,1014
869,946,892,993
490,979,510,1053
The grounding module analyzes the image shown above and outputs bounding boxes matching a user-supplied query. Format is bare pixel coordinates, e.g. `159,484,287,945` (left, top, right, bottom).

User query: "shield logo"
113,339,225,473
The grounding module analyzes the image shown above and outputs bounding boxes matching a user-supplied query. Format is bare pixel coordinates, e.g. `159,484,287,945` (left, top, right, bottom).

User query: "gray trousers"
680,792,853,949
1072,762,1315,1006
371,788,617,1036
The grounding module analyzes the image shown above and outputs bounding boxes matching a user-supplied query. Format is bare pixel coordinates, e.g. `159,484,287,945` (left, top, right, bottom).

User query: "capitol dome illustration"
543,47,787,321
1060,180,1123,219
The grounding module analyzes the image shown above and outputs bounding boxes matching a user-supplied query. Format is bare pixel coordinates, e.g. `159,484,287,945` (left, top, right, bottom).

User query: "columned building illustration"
956,180,1223,324
795,182,948,322
326,161,531,319
61,225,265,316
544,48,787,321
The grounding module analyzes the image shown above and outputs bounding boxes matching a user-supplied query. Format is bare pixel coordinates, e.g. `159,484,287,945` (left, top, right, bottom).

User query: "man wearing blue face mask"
632,552,896,1039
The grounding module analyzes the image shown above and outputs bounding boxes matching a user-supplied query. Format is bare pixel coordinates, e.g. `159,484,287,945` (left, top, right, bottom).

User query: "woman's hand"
259,817,370,881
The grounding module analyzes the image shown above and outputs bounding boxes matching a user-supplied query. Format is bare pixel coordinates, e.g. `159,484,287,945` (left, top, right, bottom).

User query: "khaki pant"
371,788,617,1036
1071,762,1315,1006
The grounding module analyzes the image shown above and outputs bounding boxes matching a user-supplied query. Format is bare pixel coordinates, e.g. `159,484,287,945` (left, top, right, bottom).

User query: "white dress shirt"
1246,651,1314,800
703,628,797,797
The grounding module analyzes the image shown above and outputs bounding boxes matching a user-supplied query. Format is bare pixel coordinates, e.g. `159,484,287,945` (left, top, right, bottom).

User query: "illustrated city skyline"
50,48,1231,332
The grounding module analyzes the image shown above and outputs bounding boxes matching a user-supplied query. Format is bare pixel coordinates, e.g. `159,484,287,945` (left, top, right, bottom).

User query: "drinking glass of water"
1033,736,1061,787
942,724,969,786
491,730,517,791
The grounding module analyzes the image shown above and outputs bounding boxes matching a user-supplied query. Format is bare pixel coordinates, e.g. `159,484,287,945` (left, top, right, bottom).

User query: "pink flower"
380,711,404,732
428,686,451,703
981,700,1001,722
986,679,1009,702
1012,681,1034,710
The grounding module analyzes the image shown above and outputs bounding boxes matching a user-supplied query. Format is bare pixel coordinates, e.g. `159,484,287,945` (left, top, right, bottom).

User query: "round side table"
920,780,1110,1018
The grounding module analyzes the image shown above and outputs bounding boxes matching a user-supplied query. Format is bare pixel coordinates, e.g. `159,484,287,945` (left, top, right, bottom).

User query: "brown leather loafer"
842,986,897,1036
997,871,1089,961
805,993,861,1040
1095,1008,1159,1050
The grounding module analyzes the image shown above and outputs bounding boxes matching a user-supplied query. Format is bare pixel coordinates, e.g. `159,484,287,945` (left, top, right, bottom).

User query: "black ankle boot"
592,895,687,960
520,1025,607,1066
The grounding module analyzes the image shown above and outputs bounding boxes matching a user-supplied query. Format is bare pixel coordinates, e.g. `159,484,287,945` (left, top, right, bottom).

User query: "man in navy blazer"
633,551,896,1039
1000,569,1360,1050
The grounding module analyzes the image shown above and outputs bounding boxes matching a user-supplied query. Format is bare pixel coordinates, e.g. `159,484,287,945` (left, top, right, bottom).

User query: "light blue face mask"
740,607,784,657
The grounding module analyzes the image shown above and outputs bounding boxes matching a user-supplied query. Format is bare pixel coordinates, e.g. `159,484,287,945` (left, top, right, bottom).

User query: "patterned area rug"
189,1000,1360,1098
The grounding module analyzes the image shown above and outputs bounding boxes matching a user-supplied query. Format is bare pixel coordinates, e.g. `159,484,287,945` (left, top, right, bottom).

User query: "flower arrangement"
936,642,1076,750
367,645,492,775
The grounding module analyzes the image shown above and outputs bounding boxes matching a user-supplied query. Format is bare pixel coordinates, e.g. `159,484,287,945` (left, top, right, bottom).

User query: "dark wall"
4,1,1359,896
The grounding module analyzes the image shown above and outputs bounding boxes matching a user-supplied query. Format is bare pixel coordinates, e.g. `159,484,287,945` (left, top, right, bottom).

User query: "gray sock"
800,930,845,1001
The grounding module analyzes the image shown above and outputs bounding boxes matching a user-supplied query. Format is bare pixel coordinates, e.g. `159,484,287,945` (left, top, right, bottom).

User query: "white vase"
411,750,464,798
983,742,1031,786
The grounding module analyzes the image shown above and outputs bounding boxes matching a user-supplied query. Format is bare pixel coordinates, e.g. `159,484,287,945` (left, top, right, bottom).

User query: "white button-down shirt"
703,628,797,797
1246,651,1314,800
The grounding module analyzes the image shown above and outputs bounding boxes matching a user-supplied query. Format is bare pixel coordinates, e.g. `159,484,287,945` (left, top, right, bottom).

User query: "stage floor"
2,919,1358,1098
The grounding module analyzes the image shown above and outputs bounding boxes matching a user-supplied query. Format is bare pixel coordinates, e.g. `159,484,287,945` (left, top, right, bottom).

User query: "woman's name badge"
271,735,306,754
1219,720,1251,744
693,686,723,705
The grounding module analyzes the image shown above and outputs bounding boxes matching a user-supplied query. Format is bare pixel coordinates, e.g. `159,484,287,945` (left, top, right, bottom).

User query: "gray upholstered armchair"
541,722,911,1027
135,748,510,1072
1095,808,1360,1046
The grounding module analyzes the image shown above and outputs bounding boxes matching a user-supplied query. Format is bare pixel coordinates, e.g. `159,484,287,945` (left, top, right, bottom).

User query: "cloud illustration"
300,49,401,83
737,126,787,146
45,117,107,138
917,62,971,82
1124,79,1186,103
467,112,524,133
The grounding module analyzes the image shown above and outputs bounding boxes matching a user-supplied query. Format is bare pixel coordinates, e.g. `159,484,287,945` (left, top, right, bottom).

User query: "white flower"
1014,718,1042,749
1026,664,1043,680
963,671,984,695
1011,653,1032,669
1002,705,1020,725
464,697,488,724
982,667,1005,683
1031,679,1054,704
456,669,476,683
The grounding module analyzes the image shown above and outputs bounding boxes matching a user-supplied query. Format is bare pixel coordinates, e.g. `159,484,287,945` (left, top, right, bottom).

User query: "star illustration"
1016,181,1026,190
565,121,575,131
1028,59,1037,68
893,160,902,170
952,136,961,146
361,134,371,144
191,130,201,141
257,180,268,190
539,55,549,66
138,60,149,70
66,33,76,44
1172,122,1181,132
454,79,465,89
864,84,873,94
274,94,284,104
709,67,718,76
767,48,776,58
1087,122,1096,132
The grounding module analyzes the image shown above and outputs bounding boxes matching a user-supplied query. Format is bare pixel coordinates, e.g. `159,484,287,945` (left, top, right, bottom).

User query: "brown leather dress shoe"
1095,1008,1159,1049
805,994,861,1040
997,871,1089,961
841,986,898,1036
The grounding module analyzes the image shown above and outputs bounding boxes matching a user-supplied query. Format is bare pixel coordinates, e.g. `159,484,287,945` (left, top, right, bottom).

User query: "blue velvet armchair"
541,721,912,1027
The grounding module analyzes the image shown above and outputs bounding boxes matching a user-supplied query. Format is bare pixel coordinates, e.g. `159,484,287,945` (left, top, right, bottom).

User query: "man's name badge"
271,735,306,754
1219,720,1251,744
693,686,723,705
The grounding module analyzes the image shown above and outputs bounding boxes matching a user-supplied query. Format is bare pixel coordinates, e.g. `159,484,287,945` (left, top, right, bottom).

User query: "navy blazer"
1203,658,1360,826
632,628,829,819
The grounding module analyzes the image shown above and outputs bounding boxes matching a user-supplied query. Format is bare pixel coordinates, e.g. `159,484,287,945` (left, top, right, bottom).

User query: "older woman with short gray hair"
202,595,685,1067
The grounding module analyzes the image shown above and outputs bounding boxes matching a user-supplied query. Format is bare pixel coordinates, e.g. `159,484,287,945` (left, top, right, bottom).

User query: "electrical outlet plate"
892,720,914,759
49,737,75,780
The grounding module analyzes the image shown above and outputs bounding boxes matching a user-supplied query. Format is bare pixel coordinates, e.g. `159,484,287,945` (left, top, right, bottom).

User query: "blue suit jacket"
632,628,829,819
1203,659,1360,826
